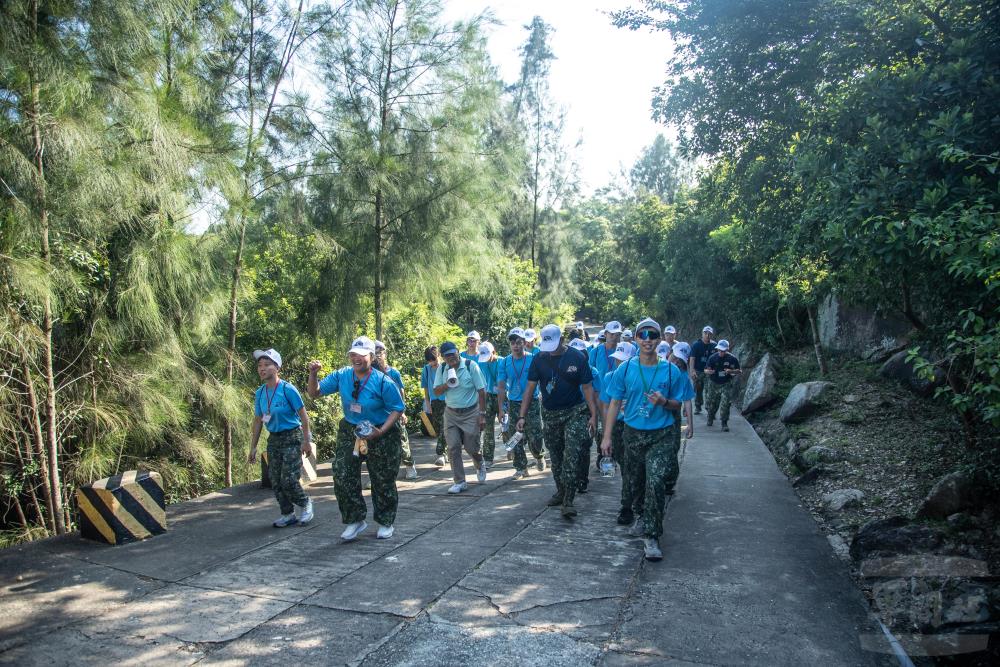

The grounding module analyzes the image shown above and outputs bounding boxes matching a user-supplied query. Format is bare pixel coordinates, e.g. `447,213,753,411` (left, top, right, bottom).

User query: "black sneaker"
577,483,588,494
706,419,714,427
616,510,634,525
694,408,702,415
721,424,729,432
546,493,564,507
561,503,577,519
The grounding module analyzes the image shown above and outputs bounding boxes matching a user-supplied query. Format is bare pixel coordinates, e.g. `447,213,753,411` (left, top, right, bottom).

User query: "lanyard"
263,381,281,415
354,370,373,398
636,360,662,394
603,344,617,371
510,355,527,388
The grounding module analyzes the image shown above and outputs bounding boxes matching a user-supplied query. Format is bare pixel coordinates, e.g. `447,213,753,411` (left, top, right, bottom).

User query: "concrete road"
0,415,895,665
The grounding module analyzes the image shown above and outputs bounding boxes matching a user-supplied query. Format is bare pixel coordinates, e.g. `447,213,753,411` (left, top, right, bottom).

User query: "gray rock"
798,445,844,467
785,439,800,458
916,470,980,519
823,489,864,511
741,352,778,414
871,578,992,632
779,381,834,423
850,516,945,561
861,340,906,364
878,349,947,397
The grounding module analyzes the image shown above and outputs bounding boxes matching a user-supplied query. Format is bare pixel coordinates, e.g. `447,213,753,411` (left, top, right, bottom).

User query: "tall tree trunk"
806,304,828,376
374,190,384,340
20,352,54,534
530,101,541,269
29,0,67,534
373,1,396,342
222,216,247,487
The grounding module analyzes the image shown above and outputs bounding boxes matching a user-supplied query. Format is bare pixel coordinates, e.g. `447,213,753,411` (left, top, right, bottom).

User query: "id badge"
350,402,362,414
545,379,556,395
262,414,271,424
637,402,652,419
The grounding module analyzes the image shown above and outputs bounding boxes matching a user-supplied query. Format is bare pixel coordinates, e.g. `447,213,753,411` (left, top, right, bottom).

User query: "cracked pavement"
0,415,895,665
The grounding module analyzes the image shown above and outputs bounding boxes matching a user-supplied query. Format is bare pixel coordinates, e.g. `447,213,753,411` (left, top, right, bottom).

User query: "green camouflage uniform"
542,403,590,506
332,419,402,526
266,428,309,514
693,371,707,412
430,400,446,456
482,392,500,463
622,423,678,538
611,419,625,466
508,399,543,471
666,409,682,493
576,431,595,491
706,380,739,425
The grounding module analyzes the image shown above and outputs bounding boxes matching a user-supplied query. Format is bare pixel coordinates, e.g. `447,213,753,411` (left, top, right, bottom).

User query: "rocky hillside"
739,348,999,666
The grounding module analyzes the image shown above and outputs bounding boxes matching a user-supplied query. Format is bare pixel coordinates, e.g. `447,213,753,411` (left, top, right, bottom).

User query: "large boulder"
879,349,947,397
916,470,980,519
779,381,834,423
741,352,778,414
797,445,845,467
850,516,945,561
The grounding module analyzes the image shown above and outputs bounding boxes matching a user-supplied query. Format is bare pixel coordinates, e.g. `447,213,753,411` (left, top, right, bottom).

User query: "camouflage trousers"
693,371,706,412
266,428,309,515
507,399,543,472
400,423,412,467
542,403,591,506
430,400,446,456
333,419,401,526
706,380,739,425
482,393,500,463
667,410,682,492
622,423,678,538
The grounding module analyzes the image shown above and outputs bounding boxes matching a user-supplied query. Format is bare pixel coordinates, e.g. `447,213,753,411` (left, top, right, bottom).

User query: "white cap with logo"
671,341,692,363
656,341,671,360
523,328,537,342
568,338,588,352
477,341,495,362
635,318,661,334
604,320,623,334
717,339,730,351
610,342,634,361
253,348,282,368
703,325,715,334
665,325,677,334
348,336,376,357
508,327,525,340
466,330,481,341
538,324,562,352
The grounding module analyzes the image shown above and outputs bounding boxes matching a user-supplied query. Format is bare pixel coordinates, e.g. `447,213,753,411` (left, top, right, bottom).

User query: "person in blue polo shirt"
600,342,635,524
523,328,539,356
602,318,694,561
434,341,488,494
497,327,545,478
517,324,598,519
308,336,405,542
249,348,314,528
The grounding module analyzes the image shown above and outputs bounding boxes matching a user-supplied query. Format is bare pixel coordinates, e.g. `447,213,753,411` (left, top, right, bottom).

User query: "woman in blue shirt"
248,348,314,528
601,318,694,562
307,336,405,542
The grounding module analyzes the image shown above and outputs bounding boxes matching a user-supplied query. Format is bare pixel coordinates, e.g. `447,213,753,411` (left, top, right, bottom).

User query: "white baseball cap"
671,341,692,363
523,328,537,342
717,339,731,351
253,348,282,368
635,318,661,334
622,328,634,340
656,341,671,360
703,325,715,334
508,327,525,340
466,330,481,341
477,341,495,362
568,338,588,352
665,325,677,334
374,339,386,351
348,336,376,357
610,342,634,361
604,320,622,334
574,321,584,329
538,324,561,352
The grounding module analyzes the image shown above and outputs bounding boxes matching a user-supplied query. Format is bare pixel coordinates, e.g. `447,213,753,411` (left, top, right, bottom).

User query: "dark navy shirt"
528,347,593,411
690,339,717,372
705,352,741,384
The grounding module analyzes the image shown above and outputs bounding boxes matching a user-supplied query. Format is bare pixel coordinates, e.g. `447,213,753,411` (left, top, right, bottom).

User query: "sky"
442,0,677,193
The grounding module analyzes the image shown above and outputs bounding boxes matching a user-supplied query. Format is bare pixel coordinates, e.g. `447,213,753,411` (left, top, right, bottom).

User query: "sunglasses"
637,330,661,340
352,378,361,401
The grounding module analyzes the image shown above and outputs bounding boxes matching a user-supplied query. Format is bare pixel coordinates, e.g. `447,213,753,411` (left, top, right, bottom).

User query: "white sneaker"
297,499,314,525
376,524,394,539
340,520,368,541
643,537,663,561
273,513,298,528
435,456,446,467
628,519,643,537
477,462,487,483
447,482,468,494
512,470,526,480
405,465,418,480
484,460,494,470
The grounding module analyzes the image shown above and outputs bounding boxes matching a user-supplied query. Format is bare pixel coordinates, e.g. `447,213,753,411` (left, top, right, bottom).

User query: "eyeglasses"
637,330,661,340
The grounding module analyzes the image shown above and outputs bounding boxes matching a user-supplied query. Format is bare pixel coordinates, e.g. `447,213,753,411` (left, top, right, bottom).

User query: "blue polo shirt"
479,358,499,394
434,358,486,408
586,365,602,399
254,380,305,433
589,343,621,380
317,367,405,426
421,363,444,402
600,370,625,422
607,358,694,430
387,367,404,391
498,353,538,401
528,347,593,411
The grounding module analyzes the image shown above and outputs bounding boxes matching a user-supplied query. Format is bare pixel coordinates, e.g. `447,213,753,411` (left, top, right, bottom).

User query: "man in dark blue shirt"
704,339,741,431
688,326,717,414
517,324,598,519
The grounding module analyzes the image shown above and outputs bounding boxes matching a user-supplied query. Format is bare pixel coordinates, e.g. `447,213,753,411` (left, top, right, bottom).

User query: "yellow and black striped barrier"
77,470,166,545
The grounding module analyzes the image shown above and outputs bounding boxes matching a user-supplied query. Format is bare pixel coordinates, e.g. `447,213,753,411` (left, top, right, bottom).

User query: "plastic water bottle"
504,431,523,452
599,456,615,478
501,414,510,433
353,420,374,457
